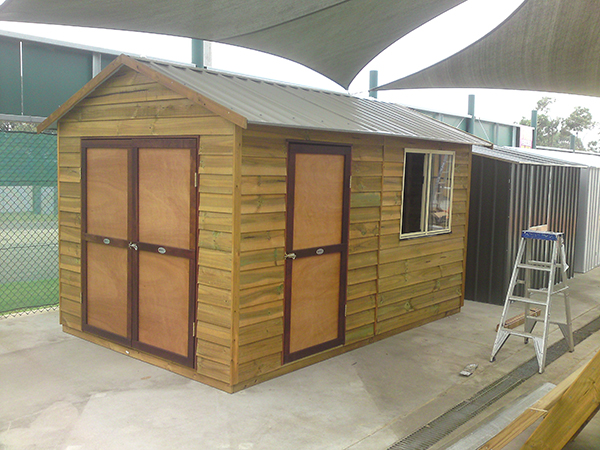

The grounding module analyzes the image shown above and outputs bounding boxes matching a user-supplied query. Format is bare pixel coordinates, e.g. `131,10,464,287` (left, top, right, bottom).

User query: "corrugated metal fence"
0,130,59,317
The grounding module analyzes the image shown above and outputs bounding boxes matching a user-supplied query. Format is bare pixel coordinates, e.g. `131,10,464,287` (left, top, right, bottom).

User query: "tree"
520,97,597,151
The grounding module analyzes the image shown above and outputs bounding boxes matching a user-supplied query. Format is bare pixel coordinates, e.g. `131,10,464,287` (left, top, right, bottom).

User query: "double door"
81,138,197,367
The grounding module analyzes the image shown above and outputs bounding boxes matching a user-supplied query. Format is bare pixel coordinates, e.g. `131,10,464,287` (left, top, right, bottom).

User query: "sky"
1,0,599,145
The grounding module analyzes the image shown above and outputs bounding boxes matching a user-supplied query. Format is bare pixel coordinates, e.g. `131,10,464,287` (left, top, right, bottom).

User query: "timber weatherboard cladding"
51,58,477,392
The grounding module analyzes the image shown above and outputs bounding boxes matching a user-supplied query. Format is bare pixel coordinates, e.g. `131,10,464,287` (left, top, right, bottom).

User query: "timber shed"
40,54,489,392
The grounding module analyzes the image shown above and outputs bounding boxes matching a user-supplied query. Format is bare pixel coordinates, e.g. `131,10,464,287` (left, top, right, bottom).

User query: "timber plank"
239,283,284,309
198,155,234,175
378,274,462,307
60,116,235,137
239,266,285,290
240,212,286,233
198,174,234,194
379,249,464,279
198,265,232,291
238,336,283,364
197,229,233,252
347,280,377,300
197,357,231,384
240,230,285,252
242,156,287,176
349,236,379,255
197,303,231,329
59,182,80,199
238,317,284,346
377,287,461,322
378,261,463,293
237,352,282,383
241,194,286,214
349,222,380,239
60,268,81,287
196,340,231,366
522,350,600,450
196,321,232,347
377,298,461,335
241,176,287,195
346,309,375,330
240,248,285,272
198,284,232,308
198,211,232,233
351,192,381,208
200,135,235,155
348,250,378,270
60,226,81,244
348,265,378,285
346,323,375,344
197,247,232,271
347,295,376,315
352,161,383,177
350,207,380,224
352,176,382,192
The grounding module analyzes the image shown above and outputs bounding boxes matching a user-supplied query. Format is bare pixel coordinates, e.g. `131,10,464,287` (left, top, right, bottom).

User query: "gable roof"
473,145,585,167
39,55,489,147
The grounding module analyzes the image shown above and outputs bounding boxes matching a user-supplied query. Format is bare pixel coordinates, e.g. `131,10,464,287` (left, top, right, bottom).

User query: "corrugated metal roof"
135,58,489,147
526,148,600,168
473,145,584,166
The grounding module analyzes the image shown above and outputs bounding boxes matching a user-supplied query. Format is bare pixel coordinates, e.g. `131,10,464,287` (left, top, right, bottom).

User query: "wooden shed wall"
56,66,238,390
233,125,471,389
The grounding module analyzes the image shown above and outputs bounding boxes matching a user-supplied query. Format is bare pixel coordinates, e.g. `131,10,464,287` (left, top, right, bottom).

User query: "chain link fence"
1,127,59,318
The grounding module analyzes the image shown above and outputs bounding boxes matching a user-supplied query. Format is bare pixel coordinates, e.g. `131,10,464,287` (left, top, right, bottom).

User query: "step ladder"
490,229,574,373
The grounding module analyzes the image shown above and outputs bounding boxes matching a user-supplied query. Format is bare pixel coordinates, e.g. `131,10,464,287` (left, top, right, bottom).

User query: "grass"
0,278,59,315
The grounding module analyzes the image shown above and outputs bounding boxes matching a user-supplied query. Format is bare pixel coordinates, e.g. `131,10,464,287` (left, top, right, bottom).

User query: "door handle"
284,252,297,260
129,242,138,251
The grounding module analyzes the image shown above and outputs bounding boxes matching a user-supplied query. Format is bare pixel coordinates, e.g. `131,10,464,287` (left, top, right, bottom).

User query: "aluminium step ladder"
490,229,574,373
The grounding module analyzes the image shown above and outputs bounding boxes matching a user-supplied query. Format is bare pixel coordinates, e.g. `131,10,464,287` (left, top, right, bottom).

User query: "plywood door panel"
293,153,344,249
138,252,191,357
85,148,128,240
289,253,341,353
138,148,192,249
284,143,350,363
86,243,128,338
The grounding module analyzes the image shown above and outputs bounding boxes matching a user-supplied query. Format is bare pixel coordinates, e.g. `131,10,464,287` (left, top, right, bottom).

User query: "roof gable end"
38,54,247,132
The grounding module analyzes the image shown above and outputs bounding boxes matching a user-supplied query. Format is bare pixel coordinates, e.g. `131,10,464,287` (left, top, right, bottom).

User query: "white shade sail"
0,0,466,89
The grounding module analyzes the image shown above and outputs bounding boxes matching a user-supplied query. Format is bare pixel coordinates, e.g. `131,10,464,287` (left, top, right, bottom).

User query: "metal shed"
466,145,582,305
526,148,600,274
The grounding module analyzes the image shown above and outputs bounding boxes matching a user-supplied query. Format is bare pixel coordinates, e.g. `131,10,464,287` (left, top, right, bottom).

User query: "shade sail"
377,0,600,97
0,0,466,89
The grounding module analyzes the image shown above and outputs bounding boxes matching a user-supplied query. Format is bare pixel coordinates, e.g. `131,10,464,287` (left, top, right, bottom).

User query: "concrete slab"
1,266,599,450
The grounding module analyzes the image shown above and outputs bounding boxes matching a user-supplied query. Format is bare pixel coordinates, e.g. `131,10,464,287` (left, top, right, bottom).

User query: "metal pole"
191,39,204,68
467,94,475,134
531,110,538,149
369,70,378,98
570,134,576,151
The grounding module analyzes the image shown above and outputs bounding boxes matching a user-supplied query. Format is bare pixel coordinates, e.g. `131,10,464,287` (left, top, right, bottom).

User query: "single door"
283,142,351,363
82,138,197,367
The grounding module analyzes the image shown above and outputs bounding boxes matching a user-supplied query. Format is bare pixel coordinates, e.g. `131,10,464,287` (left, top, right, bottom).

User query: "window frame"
399,148,455,239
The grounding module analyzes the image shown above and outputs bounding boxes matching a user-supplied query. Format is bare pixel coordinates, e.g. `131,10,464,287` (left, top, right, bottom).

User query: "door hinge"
192,321,196,337
194,172,198,188
349,175,352,189
345,304,347,316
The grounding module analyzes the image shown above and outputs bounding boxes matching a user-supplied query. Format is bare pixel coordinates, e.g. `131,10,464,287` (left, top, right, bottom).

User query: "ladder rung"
528,286,569,295
509,296,548,306
517,263,552,272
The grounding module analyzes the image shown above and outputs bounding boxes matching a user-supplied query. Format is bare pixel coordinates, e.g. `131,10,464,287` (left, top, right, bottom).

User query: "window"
400,149,455,238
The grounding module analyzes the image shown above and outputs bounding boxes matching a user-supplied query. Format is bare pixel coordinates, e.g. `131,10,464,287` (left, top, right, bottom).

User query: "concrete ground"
1,267,599,450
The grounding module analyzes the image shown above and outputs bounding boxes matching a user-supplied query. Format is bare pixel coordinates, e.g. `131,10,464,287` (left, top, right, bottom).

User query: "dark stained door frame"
81,137,198,367
283,141,351,364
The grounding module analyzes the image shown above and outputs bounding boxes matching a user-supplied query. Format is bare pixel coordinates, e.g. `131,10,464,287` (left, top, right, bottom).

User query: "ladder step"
502,330,538,340
509,296,548,306
517,263,552,272
528,286,569,295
